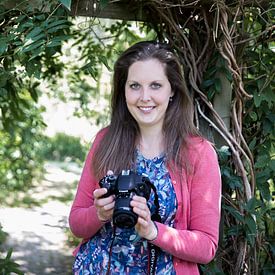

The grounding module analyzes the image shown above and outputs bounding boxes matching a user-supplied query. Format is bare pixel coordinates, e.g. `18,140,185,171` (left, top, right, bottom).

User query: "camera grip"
98,175,117,198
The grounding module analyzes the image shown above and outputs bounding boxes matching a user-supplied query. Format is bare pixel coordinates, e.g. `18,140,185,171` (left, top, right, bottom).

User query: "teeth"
139,107,154,111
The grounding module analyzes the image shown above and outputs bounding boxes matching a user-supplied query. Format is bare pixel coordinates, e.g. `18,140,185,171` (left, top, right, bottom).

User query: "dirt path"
0,162,82,275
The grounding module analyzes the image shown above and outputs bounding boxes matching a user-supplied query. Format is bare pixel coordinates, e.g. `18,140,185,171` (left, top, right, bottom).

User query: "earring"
169,96,173,102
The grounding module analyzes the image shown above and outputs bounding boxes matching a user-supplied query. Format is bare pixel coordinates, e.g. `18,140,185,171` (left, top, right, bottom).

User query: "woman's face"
125,58,173,131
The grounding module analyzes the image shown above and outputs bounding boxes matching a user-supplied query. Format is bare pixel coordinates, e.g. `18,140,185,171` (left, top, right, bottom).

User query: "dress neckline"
135,148,166,162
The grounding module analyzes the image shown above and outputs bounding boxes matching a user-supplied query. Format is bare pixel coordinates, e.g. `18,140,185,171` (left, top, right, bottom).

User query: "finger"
93,188,107,199
132,195,147,204
132,206,151,221
95,195,115,207
107,170,114,175
131,198,148,209
137,216,149,226
103,200,115,211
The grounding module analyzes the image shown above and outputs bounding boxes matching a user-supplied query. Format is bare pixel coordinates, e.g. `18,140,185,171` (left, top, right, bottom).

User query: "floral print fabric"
73,150,177,274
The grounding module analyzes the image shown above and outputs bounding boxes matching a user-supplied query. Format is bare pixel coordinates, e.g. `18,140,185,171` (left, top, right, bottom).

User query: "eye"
151,82,162,89
129,83,140,90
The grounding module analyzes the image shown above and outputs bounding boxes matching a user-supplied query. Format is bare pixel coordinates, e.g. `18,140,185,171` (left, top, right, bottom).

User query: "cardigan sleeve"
151,139,221,264
69,129,107,239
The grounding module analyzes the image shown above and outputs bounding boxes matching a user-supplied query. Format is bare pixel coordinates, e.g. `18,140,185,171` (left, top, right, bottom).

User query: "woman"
69,41,221,274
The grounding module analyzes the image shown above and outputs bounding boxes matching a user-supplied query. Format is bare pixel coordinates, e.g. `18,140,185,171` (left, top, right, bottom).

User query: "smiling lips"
138,106,156,113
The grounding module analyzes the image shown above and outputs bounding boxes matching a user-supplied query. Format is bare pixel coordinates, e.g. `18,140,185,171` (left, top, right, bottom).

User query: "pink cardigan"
69,128,221,274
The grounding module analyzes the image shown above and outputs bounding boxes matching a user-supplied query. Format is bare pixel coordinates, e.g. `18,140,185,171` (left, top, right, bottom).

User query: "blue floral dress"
73,150,178,274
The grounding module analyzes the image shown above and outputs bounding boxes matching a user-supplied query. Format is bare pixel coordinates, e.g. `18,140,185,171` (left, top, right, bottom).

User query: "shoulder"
92,126,110,146
185,136,218,166
186,135,214,151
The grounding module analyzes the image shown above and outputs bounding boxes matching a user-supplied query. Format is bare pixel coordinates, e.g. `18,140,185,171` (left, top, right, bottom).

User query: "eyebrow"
126,80,164,83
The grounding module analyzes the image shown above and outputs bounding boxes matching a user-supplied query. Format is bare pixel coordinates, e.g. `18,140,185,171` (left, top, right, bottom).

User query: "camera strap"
148,183,161,275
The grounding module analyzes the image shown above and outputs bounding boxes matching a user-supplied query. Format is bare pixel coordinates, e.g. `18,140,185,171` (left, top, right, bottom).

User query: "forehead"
127,59,168,81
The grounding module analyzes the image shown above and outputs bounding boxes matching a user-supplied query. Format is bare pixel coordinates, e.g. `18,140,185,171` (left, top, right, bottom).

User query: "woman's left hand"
130,195,158,241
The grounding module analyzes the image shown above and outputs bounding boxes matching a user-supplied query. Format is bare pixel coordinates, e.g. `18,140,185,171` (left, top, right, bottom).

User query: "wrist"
146,221,158,241
99,217,110,224
97,212,110,224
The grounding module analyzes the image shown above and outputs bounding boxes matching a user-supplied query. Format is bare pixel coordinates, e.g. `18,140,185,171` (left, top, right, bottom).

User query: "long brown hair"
92,41,199,179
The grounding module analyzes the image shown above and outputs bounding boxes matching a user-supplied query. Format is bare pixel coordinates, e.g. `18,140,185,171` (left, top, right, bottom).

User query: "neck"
138,126,164,159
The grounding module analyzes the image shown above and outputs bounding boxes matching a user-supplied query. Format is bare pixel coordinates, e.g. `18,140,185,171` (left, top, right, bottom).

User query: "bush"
39,133,87,163
0,249,24,275
0,105,46,193
0,225,23,275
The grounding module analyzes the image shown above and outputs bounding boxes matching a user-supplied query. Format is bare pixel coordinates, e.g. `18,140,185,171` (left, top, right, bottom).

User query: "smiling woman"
125,59,173,136
69,41,221,275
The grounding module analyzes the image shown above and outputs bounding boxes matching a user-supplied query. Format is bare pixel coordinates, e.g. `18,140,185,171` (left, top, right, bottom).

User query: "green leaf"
29,88,38,102
257,175,272,200
0,71,10,88
263,86,275,103
220,66,233,81
269,159,275,172
253,92,263,107
244,197,258,214
206,88,215,100
263,114,275,135
25,60,42,77
204,66,217,78
201,79,214,89
214,78,222,92
42,19,68,29
59,0,72,10
6,248,13,259
223,205,244,222
35,14,46,21
249,137,256,150
229,175,243,190
263,118,274,136
47,24,70,34
255,154,269,169
227,225,243,236
245,215,256,245
29,45,45,62
249,111,258,121
22,40,46,53
0,39,8,55
99,55,111,71
25,27,43,40
46,35,71,47
245,215,256,234
23,33,46,48
217,145,231,163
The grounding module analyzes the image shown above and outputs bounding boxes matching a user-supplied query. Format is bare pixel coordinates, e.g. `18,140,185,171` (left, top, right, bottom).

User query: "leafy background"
0,0,274,274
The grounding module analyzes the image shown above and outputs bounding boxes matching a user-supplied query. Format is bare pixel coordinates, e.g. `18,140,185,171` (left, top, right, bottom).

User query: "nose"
140,87,151,102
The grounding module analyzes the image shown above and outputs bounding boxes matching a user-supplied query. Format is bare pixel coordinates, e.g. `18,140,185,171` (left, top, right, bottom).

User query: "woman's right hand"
93,187,115,223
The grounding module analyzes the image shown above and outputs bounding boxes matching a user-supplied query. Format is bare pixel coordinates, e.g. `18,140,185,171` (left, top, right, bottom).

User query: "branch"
196,99,252,201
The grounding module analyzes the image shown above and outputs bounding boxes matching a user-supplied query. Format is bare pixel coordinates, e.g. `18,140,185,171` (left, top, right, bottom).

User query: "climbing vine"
0,0,274,273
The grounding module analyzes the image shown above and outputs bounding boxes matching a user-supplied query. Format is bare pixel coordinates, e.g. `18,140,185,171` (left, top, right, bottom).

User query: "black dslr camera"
99,170,152,229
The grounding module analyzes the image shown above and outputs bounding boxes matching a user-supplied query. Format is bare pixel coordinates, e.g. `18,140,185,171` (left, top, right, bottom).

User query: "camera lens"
113,212,137,229
113,197,138,228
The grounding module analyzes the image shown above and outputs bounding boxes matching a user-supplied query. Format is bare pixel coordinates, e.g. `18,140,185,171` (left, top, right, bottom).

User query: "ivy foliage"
0,0,274,274
200,3,275,273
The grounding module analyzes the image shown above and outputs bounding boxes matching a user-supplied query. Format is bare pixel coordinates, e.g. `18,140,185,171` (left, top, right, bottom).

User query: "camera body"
99,170,152,229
